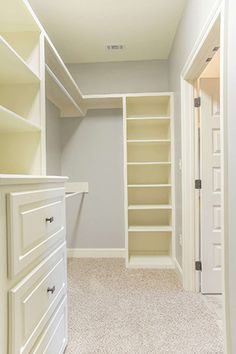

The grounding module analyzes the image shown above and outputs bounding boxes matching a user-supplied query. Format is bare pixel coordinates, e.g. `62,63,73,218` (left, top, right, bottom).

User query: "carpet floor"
65,259,224,354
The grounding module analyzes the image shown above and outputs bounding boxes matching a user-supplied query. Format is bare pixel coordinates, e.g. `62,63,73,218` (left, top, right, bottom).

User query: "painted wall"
61,109,125,249
67,60,169,94
226,0,236,351
168,0,222,266
46,99,62,175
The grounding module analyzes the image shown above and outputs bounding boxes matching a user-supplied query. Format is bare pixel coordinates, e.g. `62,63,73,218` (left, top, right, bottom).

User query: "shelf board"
127,162,171,166
128,184,171,188
127,139,171,144
126,116,170,121
128,226,172,232
45,64,84,117
0,105,41,133
128,204,172,210
128,254,174,268
0,35,40,84
45,37,86,116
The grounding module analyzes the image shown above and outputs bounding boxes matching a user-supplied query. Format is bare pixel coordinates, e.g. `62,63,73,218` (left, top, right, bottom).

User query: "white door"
200,78,222,294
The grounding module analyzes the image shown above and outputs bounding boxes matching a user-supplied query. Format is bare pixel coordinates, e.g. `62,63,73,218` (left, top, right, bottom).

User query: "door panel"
200,78,222,294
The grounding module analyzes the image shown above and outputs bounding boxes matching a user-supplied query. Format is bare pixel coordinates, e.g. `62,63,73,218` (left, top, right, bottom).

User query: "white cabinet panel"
32,297,67,354
7,187,66,277
9,242,67,354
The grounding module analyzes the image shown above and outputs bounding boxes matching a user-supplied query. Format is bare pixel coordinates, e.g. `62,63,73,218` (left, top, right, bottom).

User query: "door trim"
180,1,229,352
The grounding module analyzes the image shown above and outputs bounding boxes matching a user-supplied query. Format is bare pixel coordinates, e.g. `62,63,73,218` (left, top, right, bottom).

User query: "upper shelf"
45,37,85,117
0,35,40,84
45,65,84,117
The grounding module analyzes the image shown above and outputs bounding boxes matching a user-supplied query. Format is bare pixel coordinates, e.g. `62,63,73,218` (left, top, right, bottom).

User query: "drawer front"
32,297,68,354
7,187,66,278
9,243,67,354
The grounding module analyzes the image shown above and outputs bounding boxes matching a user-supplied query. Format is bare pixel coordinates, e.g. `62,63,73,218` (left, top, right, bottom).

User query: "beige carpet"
65,259,224,354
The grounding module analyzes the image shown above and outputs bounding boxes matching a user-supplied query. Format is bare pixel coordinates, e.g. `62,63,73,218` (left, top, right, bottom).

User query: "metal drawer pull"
47,286,56,294
45,216,54,223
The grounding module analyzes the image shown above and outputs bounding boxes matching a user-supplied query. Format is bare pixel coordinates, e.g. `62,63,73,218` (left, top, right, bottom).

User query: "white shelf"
45,37,85,116
128,184,171,188
0,35,40,84
128,204,172,210
127,162,171,166
45,64,84,117
126,116,170,121
128,226,172,232
127,139,171,144
128,254,174,268
0,105,41,133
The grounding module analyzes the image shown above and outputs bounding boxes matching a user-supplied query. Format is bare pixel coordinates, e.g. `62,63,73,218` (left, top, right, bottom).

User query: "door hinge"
195,179,202,189
194,97,201,108
195,261,202,271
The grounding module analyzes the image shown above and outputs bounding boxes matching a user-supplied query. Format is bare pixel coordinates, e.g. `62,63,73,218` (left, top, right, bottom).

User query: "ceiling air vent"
106,44,124,50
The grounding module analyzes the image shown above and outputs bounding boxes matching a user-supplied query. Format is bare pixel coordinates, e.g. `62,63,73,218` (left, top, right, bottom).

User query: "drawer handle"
45,216,54,223
47,286,56,294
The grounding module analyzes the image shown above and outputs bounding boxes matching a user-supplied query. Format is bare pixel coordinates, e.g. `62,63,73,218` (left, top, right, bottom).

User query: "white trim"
170,93,176,261
181,2,229,353
122,96,129,266
173,258,183,283
67,248,126,258
181,2,223,292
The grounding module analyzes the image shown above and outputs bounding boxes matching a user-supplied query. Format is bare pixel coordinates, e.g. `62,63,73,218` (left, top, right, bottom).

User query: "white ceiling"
28,0,186,64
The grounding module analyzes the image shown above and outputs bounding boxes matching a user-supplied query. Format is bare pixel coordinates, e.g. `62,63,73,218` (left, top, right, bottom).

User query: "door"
200,78,222,294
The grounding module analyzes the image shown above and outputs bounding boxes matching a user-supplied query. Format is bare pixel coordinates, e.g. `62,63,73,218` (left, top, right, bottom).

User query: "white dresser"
0,175,68,354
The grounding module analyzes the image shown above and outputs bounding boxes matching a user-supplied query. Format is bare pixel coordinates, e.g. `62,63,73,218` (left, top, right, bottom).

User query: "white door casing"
200,78,222,294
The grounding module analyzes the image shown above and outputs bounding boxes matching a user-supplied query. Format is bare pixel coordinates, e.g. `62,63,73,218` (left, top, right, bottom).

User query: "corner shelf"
0,105,41,133
45,37,85,117
45,65,84,117
0,35,40,84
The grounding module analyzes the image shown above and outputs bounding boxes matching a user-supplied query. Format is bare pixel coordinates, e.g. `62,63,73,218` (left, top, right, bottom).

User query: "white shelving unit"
123,94,175,268
0,1,44,175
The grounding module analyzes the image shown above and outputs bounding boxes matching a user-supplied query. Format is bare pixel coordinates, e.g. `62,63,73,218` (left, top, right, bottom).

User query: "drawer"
32,297,68,354
7,187,66,278
9,243,67,354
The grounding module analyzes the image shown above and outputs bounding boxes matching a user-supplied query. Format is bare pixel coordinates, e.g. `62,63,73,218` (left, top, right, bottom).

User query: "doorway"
197,50,222,294
181,6,228,350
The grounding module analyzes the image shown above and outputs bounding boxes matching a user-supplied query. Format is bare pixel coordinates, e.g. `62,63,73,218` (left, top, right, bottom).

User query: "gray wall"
168,0,222,266
61,109,125,248
67,60,169,94
46,99,62,175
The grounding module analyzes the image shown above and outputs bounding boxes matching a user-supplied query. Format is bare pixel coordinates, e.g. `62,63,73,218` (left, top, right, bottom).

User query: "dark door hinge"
195,261,202,271
194,97,201,108
195,179,202,189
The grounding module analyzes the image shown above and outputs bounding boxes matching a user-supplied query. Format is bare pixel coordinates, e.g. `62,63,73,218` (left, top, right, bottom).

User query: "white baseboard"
173,257,183,283
67,248,126,258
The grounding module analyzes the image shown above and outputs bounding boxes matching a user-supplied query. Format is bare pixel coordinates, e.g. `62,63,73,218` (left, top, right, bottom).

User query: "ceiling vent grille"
106,44,124,50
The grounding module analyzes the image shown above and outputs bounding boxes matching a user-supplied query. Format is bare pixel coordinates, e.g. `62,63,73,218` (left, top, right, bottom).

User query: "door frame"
180,1,229,352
